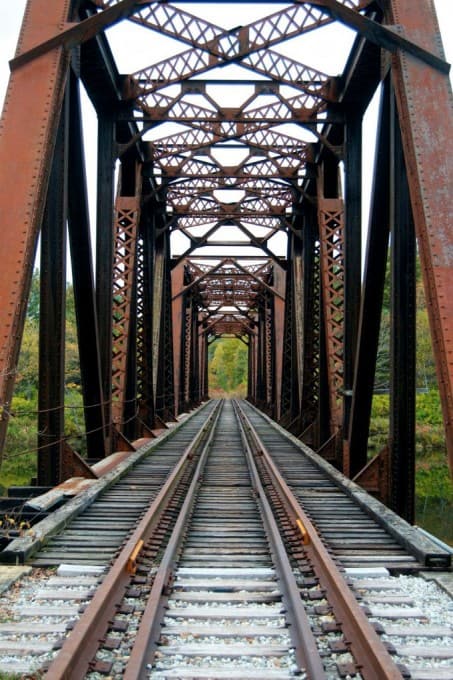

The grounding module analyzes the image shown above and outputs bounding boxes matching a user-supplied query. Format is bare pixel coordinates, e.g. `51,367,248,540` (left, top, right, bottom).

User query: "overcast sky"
1,1,452,110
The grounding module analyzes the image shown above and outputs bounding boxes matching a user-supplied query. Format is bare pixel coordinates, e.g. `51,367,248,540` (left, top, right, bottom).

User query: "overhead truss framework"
0,0,451,523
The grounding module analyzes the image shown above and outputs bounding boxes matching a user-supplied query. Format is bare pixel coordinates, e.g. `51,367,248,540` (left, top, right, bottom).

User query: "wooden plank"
170,592,281,603
158,643,289,656
164,606,284,619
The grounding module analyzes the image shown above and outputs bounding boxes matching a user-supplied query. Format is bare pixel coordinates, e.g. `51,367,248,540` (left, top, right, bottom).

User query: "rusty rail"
44,400,223,680
123,399,222,678
232,399,325,677
234,399,403,680
125,397,325,678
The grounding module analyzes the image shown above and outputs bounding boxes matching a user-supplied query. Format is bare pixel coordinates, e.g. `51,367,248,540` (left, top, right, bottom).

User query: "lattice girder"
111,192,141,427
318,196,345,432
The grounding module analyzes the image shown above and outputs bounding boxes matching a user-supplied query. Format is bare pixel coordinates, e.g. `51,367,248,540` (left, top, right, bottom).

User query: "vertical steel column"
264,295,274,413
348,77,391,479
38,93,68,486
67,69,106,459
0,0,71,460
111,162,141,430
171,261,185,415
183,296,192,410
389,0,453,472
389,90,416,523
280,233,300,429
198,323,208,402
156,231,176,420
317,166,345,438
299,204,322,448
190,301,200,406
248,329,258,404
123,274,138,441
273,263,286,422
343,108,362,443
136,211,156,431
95,112,116,450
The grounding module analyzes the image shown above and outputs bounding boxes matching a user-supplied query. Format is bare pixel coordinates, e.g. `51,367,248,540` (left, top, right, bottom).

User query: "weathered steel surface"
0,0,451,510
0,0,71,456
111,173,141,428
389,0,453,471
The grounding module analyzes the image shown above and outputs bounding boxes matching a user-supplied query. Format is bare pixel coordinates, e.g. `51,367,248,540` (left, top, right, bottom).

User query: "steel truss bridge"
0,0,451,524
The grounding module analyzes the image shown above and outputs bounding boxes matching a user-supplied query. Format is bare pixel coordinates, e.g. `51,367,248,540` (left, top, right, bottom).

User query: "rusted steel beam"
135,216,156,432
300,204,322,448
96,112,116,452
171,262,185,415
342,109,362,440
280,242,298,426
38,94,68,487
0,0,71,459
111,163,142,429
273,264,286,422
317,190,345,436
389,88,416,524
67,70,107,460
10,0,143,71
347,76,391,479
389,0,453,473
308,0,449,74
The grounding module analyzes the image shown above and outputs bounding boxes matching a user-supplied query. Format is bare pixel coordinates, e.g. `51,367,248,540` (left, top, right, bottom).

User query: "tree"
208,337,248,395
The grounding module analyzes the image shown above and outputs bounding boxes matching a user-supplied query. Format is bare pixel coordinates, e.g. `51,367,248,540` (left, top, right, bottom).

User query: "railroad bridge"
0,0,452,526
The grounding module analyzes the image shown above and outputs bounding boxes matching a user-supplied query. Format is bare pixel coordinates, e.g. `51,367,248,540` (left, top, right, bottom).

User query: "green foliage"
375,253,438,391
416,459,453,502
0,394,38,493
208,337,248,396
368,389,452,506
0,272,84,491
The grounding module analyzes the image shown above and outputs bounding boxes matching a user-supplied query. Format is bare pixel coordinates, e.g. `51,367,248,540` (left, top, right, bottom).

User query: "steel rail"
234,399,403,680
232,399,325,678
44,399,223,680
123,400,223,678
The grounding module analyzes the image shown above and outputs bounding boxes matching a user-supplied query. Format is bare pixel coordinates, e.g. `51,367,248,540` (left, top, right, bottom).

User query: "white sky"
1,1,451,113
0,0,451,267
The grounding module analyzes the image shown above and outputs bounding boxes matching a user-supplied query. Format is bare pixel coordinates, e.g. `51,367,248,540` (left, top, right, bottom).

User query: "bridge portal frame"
0,0,451,523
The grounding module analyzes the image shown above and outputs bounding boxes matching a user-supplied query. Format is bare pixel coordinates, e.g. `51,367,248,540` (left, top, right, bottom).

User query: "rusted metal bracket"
112,428,136,453
61,442,98,481
307,0,450,74
10,0,143,71
353,445,390,505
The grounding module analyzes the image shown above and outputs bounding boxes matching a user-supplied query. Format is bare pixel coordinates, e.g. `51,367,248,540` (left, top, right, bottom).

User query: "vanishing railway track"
0,399,450,678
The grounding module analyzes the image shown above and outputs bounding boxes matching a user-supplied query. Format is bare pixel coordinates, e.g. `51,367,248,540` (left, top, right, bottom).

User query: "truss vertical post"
190,300,200,406
389,0,453,472
273,263,286,422
96,113,116,451
67,69,106,460
248,328,258,405
111,161,141,431
136,213,156,431
343,108,362,446
348,76,391,479
299,203,322,448
280,232,301,429
183,295,193,410
389,89,416,523
201,325,209,401
0,0,71,460
156,233,176,420
171,261,185,416
38,93,69,487
265,294,274,414
317,164,345,441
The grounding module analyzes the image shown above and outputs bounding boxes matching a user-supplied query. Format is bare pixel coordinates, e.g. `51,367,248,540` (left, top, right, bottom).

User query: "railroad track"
237,399,450,572
0,399,450,678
